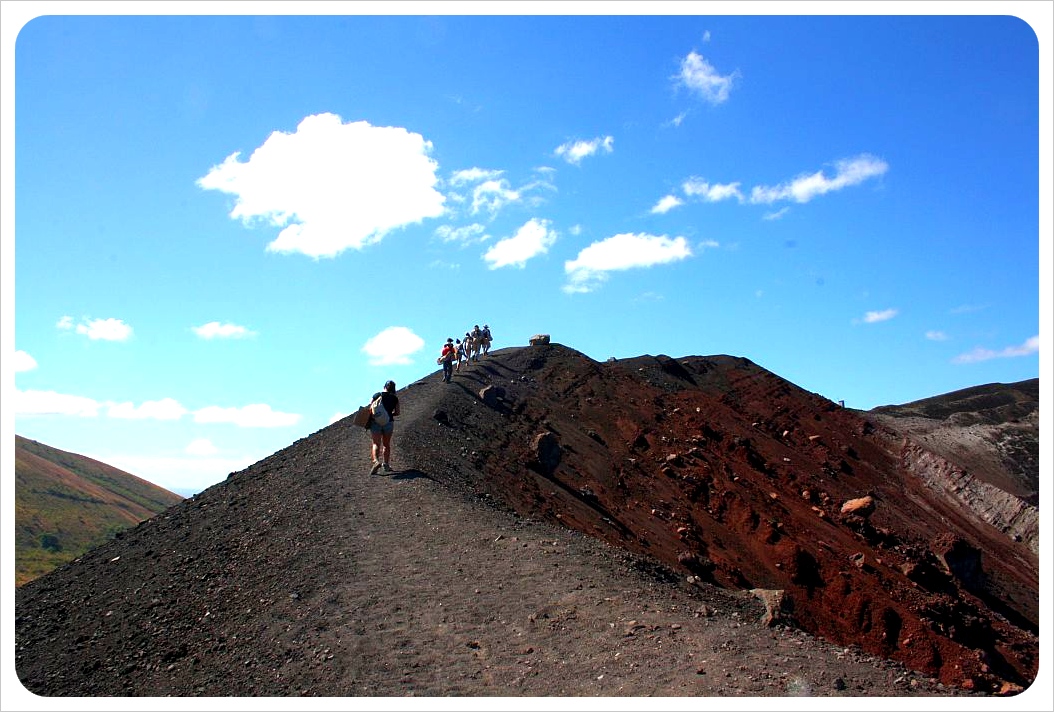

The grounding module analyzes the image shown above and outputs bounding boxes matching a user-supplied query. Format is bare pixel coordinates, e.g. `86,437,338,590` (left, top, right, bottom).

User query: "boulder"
478,385,506,408
529,334,550,346
840,495,875,518
532,432,562,475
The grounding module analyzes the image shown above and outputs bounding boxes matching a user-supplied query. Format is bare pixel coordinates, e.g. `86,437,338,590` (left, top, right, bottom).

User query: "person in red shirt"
438,338,457,382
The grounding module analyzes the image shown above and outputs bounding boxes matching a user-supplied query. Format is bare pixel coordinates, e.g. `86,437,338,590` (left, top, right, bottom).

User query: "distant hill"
14,435,184,586
868,379,1039,501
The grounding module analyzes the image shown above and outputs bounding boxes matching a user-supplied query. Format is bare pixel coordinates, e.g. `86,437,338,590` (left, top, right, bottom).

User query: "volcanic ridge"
14,343,1040,698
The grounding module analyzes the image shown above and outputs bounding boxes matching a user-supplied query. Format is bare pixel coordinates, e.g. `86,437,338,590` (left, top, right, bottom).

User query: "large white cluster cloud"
483,219,557,270
564,232,692,293
361,326,426,366
14,350,38,373
197,113,446,258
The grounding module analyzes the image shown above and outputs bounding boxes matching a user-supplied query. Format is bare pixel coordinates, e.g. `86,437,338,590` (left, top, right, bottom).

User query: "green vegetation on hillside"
15,436,183,586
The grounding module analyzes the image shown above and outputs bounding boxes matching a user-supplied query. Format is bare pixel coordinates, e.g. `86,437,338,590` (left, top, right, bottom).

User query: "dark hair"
384,380,396,392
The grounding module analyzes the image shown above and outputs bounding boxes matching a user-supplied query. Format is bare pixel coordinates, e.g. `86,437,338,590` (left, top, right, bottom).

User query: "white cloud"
193,321,256,339
14,350,38,373
952,335,1039,364
564,232,692,294
58,317,134,341
448,167,502,186
471,178,520,215
665,111,689,128
763,207,791,221
329,412,348,425
676,51,739,104
925,330,949,341
483,218,557,270
107,398,188,421
185,438,219,456
683,178,743,203
554,136,614,165
15,389,101,417
651,195,683,214
361,326,426,366
434,223,488,244
751,154,889,205
861,308,898,324
197,112,446,259
192,403,302,428
698,239,720,250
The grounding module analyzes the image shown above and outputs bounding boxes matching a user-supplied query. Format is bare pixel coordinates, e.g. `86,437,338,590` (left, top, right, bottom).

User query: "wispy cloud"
650,195,683,214
763,207,791,221
361,326,426,366
483,218,557,270
193,403,302,428
564,232,692,294
192,321,256,339
448,167,503,186
676,51,739,105
925,330,949,341
751,154,888,205
435,223,489,245
554,135,614,165
197,112,446,259
683,177,744,203
14,350,37,373
471,179,520,215
57,316,134,341
856,308,898,324
952,335,1039,364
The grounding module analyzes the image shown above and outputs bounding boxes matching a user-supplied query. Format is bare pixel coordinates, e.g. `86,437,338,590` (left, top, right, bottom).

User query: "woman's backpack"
369,393,390,427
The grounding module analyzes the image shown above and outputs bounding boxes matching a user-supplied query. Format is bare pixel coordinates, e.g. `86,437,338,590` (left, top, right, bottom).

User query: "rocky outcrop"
898,441,1039,554
529,334,551,346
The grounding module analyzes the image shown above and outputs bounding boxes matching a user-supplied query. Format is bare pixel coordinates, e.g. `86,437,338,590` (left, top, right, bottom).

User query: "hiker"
454,338,466,372
481,324,493,356
369,380,400,475
438,338,457,382
470,325,483,361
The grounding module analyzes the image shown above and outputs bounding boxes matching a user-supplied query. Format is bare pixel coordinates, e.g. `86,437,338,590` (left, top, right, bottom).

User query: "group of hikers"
366,324,494,475
437,323,493,383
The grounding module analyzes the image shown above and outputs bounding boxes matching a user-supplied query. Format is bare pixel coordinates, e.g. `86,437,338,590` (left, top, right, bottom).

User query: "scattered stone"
839,496,875,518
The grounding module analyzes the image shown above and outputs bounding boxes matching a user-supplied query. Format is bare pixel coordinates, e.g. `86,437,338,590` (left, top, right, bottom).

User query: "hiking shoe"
369,460,382,476
382,463,392,473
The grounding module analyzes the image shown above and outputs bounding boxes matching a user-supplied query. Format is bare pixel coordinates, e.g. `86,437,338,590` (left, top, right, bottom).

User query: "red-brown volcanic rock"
403,345,1038,692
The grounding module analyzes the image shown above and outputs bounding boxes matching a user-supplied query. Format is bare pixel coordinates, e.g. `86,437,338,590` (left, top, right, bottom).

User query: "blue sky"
5,6,1049,498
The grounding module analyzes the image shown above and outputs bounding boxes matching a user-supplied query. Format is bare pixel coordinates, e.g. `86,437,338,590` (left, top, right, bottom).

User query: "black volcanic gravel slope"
12,344,1036,699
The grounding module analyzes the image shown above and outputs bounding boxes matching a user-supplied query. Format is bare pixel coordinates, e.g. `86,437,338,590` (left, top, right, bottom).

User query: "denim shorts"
370,419,394,435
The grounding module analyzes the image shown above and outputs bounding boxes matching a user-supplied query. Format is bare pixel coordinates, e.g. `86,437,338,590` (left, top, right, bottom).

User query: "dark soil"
11,344,1042,703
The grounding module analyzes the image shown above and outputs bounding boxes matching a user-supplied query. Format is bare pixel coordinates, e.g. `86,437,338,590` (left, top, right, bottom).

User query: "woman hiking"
369,380,400,475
